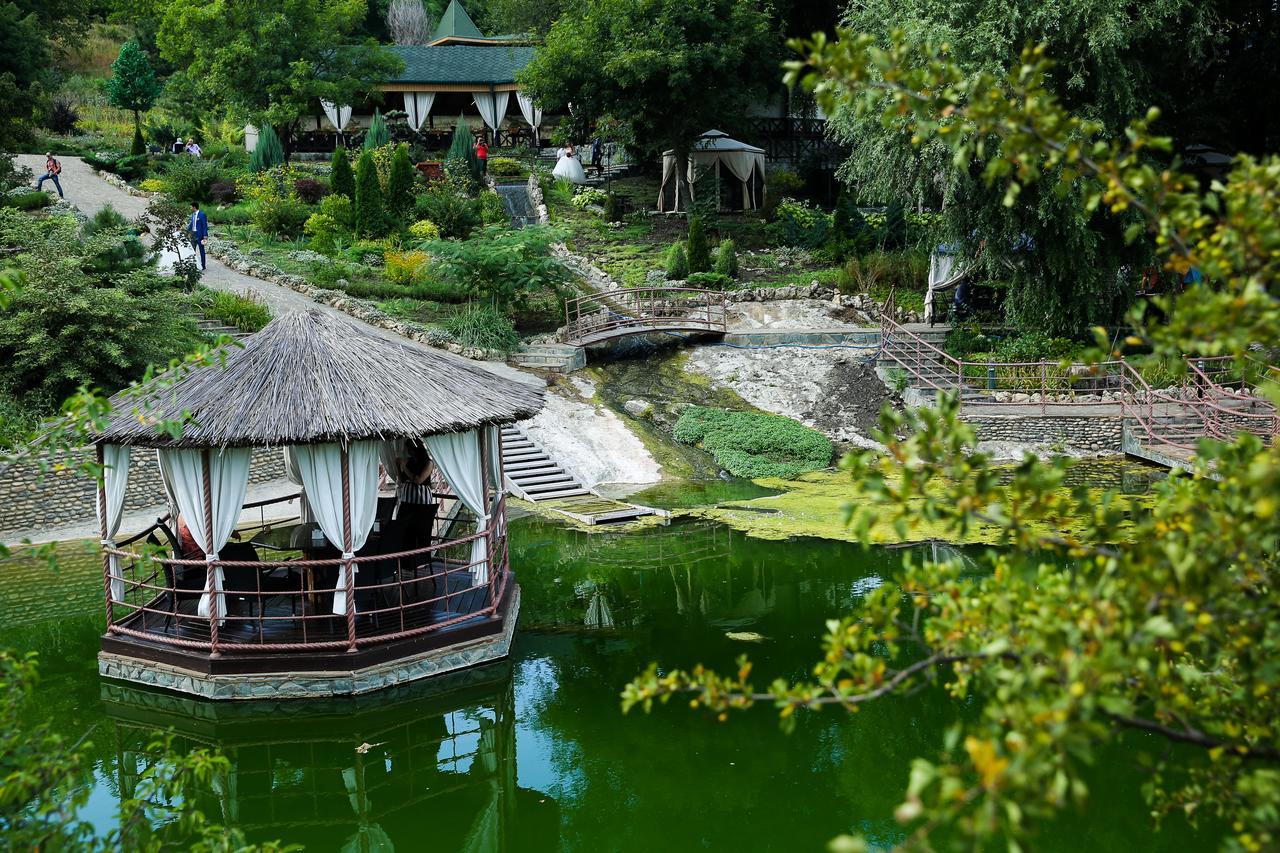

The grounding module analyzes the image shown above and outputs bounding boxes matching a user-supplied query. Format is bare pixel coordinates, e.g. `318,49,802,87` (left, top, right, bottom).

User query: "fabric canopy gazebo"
658,130,767,213
93,310,542,699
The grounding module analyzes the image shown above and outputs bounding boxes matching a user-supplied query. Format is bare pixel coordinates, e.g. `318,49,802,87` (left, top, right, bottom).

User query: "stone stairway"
510,342,586,373
501,426,591,501
197,317,249,340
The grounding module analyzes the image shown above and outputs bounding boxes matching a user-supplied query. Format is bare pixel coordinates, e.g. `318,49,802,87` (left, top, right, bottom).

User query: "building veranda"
93,310,543,699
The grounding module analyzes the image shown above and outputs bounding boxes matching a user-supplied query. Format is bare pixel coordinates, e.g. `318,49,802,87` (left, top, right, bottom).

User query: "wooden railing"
560,286,728,346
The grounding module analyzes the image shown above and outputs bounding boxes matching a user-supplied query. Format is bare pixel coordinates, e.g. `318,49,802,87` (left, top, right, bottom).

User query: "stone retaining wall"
963,414,1124,454
0,446,285,539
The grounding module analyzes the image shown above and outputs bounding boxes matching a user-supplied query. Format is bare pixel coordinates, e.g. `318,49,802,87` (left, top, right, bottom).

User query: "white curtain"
291,441,380,615
659,154,679,212
925,251,966,323
157,447,253,621
155,449,180,525
424,429,490,585
472,91,511,132
98,444,131,602
378,440,405,484
403,92,436,132
321,101,353,132
282,446,315,523
515,91,542,130
718,151,763,210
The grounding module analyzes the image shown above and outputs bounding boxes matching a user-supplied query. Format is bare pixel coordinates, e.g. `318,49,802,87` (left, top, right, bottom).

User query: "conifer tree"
386,143,415,218
446,120,481,179
354,149,386,236
250,124,285,172
364,108,391,150
686,216,711,273
330,146,355,200
106,41,162,156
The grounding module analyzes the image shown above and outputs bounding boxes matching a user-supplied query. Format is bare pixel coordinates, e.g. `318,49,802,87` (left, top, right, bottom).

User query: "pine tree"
386,143,415,219
364,108,391,150
686,216,711,273
250,124,285,172
105,41,162,156
354,149,386,236
330,146,355,200
714,238,738,278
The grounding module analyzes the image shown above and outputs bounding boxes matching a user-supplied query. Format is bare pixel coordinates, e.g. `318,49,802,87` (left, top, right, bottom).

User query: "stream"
0,474,1215,851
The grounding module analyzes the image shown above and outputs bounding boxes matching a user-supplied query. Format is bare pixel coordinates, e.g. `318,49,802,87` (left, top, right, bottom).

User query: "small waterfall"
495,183,535,228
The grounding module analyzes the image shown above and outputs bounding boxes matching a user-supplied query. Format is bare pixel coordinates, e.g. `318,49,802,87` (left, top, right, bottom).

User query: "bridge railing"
1120,359,1279,452
561,286,727,345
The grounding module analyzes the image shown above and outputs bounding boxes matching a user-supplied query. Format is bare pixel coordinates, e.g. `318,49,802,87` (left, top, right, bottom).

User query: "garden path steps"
502,425,661,524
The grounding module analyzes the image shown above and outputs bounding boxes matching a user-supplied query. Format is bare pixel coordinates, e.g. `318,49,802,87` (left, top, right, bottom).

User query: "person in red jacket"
475,139,489,174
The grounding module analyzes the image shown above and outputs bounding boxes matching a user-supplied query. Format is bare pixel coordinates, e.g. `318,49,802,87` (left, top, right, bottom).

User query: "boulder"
623,399,653,418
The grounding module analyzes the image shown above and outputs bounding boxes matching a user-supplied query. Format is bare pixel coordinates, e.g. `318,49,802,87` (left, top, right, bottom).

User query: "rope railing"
102,493,510,656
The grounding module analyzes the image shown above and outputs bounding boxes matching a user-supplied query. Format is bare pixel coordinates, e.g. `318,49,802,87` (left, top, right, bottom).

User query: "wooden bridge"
560,286,727,348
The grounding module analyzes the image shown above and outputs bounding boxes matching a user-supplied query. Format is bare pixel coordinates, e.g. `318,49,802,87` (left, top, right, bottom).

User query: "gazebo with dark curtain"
92,309,542,700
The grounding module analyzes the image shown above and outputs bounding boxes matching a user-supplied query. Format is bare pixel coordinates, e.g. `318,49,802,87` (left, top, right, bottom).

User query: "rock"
623,399,653,418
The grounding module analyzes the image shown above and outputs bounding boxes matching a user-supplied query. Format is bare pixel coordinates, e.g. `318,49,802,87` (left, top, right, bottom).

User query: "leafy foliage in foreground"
672,405,833,479
625,33,1280,852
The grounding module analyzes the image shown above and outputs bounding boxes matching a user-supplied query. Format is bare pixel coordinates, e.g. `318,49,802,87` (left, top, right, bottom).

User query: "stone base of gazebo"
98,586,519,700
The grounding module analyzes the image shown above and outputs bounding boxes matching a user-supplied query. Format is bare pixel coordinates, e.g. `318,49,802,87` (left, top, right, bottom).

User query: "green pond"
2,478,1215,851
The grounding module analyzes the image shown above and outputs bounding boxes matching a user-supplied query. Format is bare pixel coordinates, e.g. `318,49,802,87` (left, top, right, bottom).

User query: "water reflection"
101,664,558,852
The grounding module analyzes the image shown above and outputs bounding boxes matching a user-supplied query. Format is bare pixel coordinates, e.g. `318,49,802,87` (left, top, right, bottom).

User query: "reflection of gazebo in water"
102,665,559,851
94,310,542,699
657,130,767,213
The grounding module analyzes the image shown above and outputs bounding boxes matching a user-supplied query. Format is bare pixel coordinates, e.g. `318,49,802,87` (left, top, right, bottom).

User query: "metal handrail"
562,286,728,345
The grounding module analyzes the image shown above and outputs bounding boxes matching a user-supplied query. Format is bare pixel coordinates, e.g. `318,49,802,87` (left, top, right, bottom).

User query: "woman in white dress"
552,142,587,184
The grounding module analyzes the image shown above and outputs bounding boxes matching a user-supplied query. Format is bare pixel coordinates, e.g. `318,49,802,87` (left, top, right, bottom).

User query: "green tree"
625,33,1280,851
520,0,777,210
364,107,390,149
665,242,688,280
446,119,480,179
330,146,355,199
686,216,710,274
106,40,163,156
386,142,415,219
353,148,385,237
0,4,50,150
714,238,738,279
250,124,286,172
157,0,402,148
425,225,569,309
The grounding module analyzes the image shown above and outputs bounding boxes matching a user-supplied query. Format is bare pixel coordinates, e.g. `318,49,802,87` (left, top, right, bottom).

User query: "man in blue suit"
187,201,209,269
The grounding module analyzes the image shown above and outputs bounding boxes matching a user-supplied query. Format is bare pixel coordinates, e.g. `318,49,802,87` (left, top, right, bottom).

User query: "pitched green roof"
386,44,535,85
433,0,484,42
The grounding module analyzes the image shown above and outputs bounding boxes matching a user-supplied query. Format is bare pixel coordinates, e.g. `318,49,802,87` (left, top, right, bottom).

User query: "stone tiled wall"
964,415,1124,454
0,446,286,538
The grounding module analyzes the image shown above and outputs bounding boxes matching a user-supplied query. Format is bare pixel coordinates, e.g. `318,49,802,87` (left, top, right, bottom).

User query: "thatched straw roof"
97,310,543,448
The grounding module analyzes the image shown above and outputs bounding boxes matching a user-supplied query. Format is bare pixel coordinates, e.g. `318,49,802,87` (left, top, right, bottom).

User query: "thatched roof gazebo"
93,310,542,700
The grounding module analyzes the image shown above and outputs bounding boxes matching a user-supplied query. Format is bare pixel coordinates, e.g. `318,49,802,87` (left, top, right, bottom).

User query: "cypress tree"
354,149,386,237
387,143,415,218
666,242,689,280
364,108,391,150
446,120,480,179
686,216,711,273
714,238,738,278
250,124,285,172
330,146,355,200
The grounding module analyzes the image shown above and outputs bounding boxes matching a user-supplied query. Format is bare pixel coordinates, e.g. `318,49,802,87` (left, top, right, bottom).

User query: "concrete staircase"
510,342,586,373
501,426,591,501
197,317,249,341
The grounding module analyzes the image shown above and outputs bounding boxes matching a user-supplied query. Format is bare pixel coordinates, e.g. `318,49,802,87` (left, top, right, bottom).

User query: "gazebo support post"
480,431,493,611
97,443,114,628
202,450,219,657
341,444,358,653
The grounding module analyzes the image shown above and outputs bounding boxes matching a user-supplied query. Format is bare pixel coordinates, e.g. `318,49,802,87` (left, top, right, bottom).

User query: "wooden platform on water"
536,494,668,526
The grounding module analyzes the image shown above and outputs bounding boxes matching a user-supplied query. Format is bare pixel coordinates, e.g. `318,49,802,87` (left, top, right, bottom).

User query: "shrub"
2,191,52,211
251,195,309,239
487,157,526,177
665,243,689,279
364,109,391,150
330,147,355,200
109,154,151,182
441,304,521,352
83,205,130,236
414,188,481,239
446,121,480,179
292,178,326,205
686,216,711,274
408,219,440,241
944,322,992,359
672,406,833,480
386,143,415,219
250,124,285,172
479,191,507,225
686,271,731,289
198,289,271,333
879,200,906,250
354,149,387,237
570,188,609,209
774,198,833,248
384,249,430,285
138,178,166,193
161,156,221,203
763,169,804,216
318,193,354,229
714,239,738,278
210,179,239,204
425,225,568,309
206,203,251,225
304,212,342,254
46,98,81,135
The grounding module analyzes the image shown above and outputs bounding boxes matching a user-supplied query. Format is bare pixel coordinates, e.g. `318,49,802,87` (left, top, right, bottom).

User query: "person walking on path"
475,138,488,175
35,153,64,198
590,136,604,177
187,201,209,270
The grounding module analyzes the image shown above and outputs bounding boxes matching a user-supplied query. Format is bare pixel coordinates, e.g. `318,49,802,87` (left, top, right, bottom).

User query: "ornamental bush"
486,157,526,177
665,242,689,280
251,194,309,239
250,124,285,172
364,109,391,150
354,149,387,237
292,178,328,204
197,289,272,333
424,225,568,308
686,215,711,273
303,212,341,255
441,303,521,352
774,198,833,248
386,143,415,219
714,238,738,278
160,156,221,203
383,249,430,285
330,147,355,200
414,187,481,239
672,406,833,479
407,219,440,241
318,193,354,229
